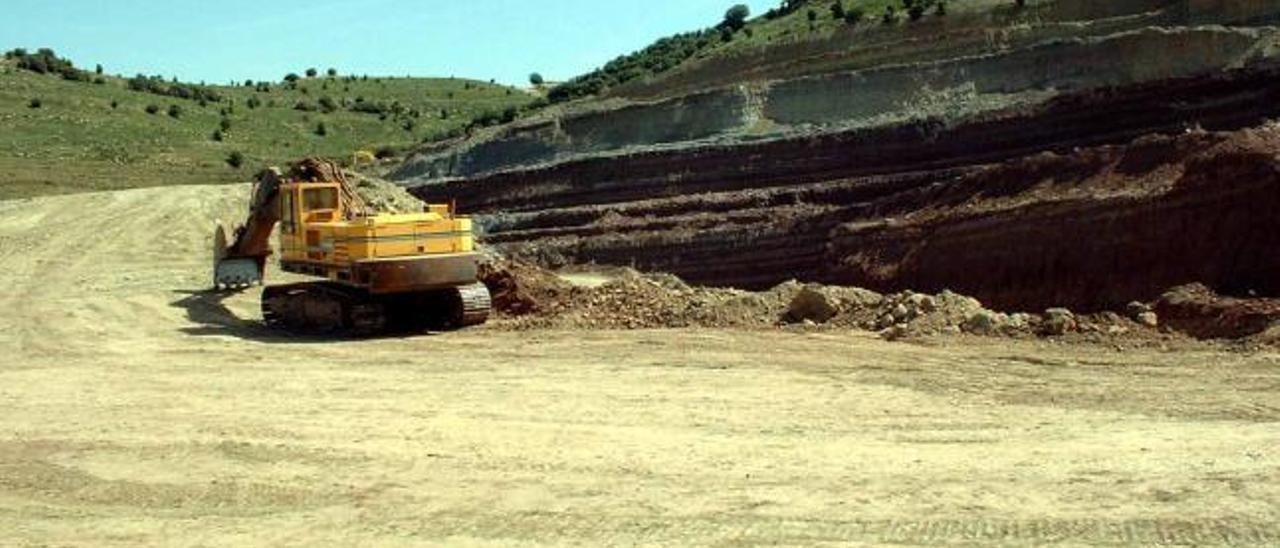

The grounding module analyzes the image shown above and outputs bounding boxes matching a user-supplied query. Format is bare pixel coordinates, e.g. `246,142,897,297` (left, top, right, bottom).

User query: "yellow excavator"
213,158,490,335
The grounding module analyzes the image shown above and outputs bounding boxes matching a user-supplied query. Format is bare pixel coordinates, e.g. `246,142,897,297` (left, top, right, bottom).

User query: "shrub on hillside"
723,4,750,31
350,101,387,115
903,0,929,21
317,96,338,113
28,97,42,109
167,104,182,118
845,7,865,24
374,145,398,159
127,74,222,103
883,6,899,24
145,104,160,115
548,24,721,103
306,68,318,78
7,48,89,82
211,129,224,142
314,122,327,136
226,151,244,169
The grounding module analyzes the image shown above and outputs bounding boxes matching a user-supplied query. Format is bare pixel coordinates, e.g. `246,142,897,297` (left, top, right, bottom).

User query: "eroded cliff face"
408,67,1280,312
393,1,1280,182
393,0,1280,313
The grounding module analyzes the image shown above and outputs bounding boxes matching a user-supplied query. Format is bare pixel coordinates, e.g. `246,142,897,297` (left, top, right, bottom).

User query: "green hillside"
0,51,535,199
549,0,1005,102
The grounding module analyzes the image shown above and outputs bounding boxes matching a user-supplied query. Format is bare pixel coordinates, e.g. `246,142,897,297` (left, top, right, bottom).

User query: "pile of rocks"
478,259,1188,341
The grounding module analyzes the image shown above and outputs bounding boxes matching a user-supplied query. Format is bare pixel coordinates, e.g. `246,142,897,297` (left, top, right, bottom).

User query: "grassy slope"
0,59,533,199
603,0,1012,100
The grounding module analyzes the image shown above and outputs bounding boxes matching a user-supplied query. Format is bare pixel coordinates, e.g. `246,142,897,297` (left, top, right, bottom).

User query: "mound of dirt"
348,171,426,214
476,259,1179,343
1156,284,1280,340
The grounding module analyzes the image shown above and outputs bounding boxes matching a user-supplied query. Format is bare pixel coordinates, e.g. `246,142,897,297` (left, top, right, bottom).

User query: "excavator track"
261,282,491,337
261,282,385,337
453,283,492,328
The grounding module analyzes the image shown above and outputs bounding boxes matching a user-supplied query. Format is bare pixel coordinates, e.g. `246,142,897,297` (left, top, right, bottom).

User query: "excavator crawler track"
455,283,492,328
261,282,385,337
261,282,491,337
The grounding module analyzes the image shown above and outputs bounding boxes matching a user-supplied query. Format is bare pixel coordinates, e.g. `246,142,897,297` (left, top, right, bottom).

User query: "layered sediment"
394,1,1280,313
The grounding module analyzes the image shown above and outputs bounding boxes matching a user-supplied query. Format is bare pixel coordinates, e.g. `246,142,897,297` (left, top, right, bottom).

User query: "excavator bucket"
213,222,263,290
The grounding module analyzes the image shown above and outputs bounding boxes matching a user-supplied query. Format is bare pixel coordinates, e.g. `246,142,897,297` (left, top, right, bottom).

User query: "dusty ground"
1,185,1279,546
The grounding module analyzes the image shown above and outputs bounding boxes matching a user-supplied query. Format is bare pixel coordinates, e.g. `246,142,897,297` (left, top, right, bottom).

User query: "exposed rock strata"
409,69,1280,312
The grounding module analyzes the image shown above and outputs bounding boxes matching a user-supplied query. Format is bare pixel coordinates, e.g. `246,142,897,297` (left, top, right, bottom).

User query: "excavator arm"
213,169,284,290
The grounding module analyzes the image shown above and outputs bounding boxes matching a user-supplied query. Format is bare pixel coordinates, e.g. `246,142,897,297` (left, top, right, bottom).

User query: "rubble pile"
474,260,1238,342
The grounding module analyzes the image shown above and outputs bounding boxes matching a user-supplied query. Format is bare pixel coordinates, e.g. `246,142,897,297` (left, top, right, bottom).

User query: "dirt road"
0,186,1278,546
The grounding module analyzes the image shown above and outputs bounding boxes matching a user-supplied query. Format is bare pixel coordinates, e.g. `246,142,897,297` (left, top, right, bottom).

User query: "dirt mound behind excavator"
475,258,1278,347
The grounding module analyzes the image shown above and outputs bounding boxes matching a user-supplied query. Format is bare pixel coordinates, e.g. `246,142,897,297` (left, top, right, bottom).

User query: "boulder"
1126,301,1153,319
1136,311,1160,328
962,310,1006,335
784,286,839,324
1043,308,1077,336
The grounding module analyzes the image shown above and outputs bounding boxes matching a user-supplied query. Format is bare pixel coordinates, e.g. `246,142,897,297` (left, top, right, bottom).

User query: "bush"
935,0,947,15
284,73,300,82
293,100,316,112
374,145,398,159
211,129,224,142
904,0,927,21
246,97,261,109
723,4,750,30
126,74,222,103
110,100,118,109
844,7,865,23
831,2,845,19
882,6,899,24
305,68,317,78
145,104,160,115
95,64,103,75
226,151,245,169
219,117,232,132
529,72,544,86
326,68,337,77
167,104,182,118
28,97,42,109
350,101,386,115
314,122,327,136
8,48,87,81
317,96,338,113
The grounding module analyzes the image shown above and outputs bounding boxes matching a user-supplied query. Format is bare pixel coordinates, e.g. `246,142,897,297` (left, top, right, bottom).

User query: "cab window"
281,191,297,234
303,187,339,211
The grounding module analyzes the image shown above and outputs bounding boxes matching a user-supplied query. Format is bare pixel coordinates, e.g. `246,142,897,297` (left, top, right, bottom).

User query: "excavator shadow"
170,289,435,343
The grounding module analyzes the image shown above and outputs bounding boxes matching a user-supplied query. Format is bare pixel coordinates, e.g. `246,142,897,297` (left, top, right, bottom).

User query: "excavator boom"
214,169,283,289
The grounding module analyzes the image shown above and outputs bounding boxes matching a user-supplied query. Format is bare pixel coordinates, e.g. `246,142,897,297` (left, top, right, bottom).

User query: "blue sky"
3,0,779,85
